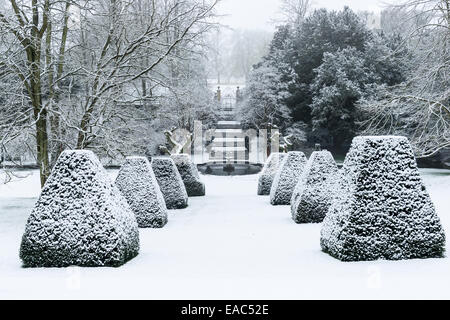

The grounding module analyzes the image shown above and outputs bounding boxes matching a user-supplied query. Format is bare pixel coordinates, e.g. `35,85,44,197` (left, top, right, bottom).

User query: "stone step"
211,152,247,159
212,142,246,148
211,146,247,152
216,121,242,129
210,152,247,161
214,137,245,143
218,121,240,125
213,129,243,135
212,138,245,147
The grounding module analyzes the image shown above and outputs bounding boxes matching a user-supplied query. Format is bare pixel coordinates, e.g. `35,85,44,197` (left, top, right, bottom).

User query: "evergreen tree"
239,61,292,130
288,7,373,124
310,48,375,148
242,6,408,152
310,34,407,149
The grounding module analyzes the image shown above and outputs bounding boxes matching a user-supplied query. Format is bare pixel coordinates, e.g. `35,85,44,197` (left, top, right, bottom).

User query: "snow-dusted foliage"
115,157,168,228
321,136,446,261
239,61,292,129
257,153,287,195
20,150,140,267
291,151,339,223
270,151,307,205
152,157,189,209
171,154,205,197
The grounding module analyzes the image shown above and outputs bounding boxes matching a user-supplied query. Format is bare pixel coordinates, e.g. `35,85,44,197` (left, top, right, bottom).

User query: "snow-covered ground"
0,169,449,299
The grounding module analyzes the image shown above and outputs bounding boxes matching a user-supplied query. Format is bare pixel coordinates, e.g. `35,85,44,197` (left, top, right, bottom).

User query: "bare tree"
0,0,77,185
277,0,311,26
360,0,449,157
0,0,219,186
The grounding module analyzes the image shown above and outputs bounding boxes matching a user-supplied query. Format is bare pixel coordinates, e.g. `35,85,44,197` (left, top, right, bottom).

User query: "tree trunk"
30,42,50,187
48,2,70,167
35,108,50,187
30,0,50,187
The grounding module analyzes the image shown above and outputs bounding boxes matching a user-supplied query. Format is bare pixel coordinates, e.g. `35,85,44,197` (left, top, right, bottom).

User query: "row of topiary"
258,136,446,262
19,152,205,268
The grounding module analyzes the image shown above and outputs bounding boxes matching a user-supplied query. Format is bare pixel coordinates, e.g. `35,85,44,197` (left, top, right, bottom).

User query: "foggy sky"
217,0,388,31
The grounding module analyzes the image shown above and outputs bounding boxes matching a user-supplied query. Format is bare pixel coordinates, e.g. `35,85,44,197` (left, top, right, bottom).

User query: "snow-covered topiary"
321,136,446,261
115,157,168,228
291,151,339,223
152,157,188,209
20,150,140,268
270,151,307,205
257,153,287,195
171,154,205,197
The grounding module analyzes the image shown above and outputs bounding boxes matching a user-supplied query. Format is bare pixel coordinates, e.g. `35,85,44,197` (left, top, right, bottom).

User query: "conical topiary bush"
321,136,446,261
257,153,287,196
115,156,168,228
270,151,307,205
291,151,339,224
152,157,189,209
171,154,205,197
20,150,140,267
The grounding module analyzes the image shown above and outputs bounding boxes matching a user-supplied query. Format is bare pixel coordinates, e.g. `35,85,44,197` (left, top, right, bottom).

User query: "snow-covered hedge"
321,136,446,261
270,151,307,205
152,157,189,209
116,157,168,228
20,150,140,267
291,151,339,223
171,154,205,197
257,153,287,196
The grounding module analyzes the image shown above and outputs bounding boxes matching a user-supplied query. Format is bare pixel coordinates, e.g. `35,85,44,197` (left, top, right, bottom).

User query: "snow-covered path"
1,170,450,299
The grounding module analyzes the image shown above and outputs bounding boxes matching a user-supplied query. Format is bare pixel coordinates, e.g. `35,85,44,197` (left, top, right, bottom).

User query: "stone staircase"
209,121,248,163
199,85,263,174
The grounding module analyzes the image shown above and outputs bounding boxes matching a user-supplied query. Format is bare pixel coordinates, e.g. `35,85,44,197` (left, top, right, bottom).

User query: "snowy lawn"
0,169,449,299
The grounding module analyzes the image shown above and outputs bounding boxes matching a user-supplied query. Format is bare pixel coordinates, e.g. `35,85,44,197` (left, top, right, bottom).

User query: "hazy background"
207,0,391,85
217,0,385,31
